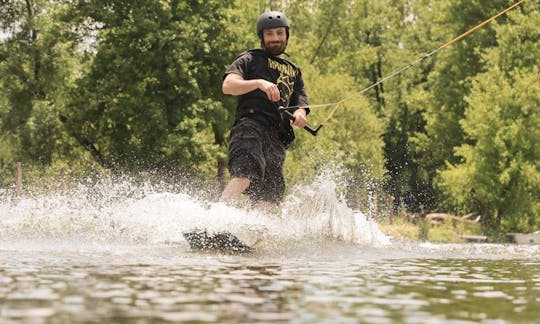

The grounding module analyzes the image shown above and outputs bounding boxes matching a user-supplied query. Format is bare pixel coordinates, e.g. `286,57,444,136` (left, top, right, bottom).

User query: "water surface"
1,178,538,323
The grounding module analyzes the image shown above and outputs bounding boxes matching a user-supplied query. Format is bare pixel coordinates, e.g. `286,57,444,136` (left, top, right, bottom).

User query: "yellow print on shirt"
268,59,296,77
268,58,296,103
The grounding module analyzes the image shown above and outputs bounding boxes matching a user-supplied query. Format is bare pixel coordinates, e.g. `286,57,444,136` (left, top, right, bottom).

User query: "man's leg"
221,177,251,204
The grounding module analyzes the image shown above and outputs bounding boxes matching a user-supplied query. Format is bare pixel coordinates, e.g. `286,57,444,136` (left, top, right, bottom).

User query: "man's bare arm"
222,73,280,102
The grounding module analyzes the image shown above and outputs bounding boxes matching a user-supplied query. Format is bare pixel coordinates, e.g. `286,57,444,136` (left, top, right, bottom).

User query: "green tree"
436,6,539,232
374,0,440,213
412,0,517,207
64,0,236,180
0,0,88,187
284,1,438,212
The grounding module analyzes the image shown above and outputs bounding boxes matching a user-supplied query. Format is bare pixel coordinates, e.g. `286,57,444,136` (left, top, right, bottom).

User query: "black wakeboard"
183,229,253,253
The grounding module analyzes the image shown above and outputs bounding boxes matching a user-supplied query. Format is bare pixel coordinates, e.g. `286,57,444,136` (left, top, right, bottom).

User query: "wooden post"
16,162,22,197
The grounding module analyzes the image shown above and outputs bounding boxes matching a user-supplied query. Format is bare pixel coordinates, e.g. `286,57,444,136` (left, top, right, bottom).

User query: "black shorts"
228,118,286,204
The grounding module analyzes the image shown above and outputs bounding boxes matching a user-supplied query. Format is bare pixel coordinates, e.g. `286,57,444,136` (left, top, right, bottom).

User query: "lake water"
1,177,539,323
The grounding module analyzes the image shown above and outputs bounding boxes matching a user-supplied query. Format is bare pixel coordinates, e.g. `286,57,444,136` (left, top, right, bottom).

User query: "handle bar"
279,107,323,136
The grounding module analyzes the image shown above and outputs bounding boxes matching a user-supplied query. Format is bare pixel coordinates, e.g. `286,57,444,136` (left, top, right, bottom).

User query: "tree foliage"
437,7,539,232
63,0,235,176
0,0,88,185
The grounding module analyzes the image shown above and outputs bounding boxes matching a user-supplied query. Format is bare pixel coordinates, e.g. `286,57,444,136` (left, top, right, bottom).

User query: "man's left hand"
291,109,308,128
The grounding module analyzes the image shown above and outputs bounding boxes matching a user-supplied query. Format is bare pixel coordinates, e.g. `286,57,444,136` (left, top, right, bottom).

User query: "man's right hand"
257,79,280,102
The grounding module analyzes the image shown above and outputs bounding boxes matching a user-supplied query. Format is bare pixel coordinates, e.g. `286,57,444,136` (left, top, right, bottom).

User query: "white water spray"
0,174,389,249
280,174,390,245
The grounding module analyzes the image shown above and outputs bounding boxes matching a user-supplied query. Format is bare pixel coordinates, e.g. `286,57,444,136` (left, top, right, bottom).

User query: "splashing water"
0,174,389,250
280,175,389,245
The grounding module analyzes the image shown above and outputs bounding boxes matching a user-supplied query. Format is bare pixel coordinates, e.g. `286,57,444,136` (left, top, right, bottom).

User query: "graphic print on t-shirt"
268,58,296,106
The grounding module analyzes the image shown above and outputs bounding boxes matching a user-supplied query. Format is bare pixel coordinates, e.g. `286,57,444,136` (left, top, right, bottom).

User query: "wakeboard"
183,229,253,253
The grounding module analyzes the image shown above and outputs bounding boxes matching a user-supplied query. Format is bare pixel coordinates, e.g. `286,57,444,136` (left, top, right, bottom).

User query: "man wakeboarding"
184,11,311,252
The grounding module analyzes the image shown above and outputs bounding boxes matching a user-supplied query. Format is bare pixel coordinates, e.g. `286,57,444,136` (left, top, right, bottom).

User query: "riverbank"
380,217,540,244
378,215,486,243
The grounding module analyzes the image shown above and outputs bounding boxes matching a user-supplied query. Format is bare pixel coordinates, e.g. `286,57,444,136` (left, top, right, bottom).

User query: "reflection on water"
1,177,539,322
1,244,539,323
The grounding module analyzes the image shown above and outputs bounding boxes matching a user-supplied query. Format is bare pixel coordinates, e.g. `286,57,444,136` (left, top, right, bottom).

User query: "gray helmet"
256,11,289,40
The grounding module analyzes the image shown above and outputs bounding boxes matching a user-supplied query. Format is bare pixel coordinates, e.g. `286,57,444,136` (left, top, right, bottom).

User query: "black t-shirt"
224,49,309,128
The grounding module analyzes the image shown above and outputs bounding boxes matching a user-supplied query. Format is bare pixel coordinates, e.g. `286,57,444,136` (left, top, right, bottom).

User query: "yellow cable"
323,103,341,124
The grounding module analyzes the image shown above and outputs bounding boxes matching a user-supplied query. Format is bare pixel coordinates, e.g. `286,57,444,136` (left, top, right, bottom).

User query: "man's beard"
264,41,287,55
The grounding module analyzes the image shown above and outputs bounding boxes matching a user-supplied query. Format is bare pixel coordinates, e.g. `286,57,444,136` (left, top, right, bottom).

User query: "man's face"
262,27,287,55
